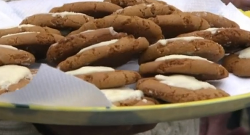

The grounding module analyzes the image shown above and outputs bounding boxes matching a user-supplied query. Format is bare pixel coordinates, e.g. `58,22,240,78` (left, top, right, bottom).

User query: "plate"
0,93,249,126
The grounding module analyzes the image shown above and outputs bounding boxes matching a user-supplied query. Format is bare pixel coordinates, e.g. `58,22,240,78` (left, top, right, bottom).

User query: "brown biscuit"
0,45,35,66
0,32,64,59
0,25,61,38
104,0,167,8
50,2,122,18
178,28,250,52
139,55,229,80
58,37,149,71
149,13,210,38
189,12,239,28
222,52,250,77
136,77,229,103
114,97,159,106
74,70,141,89
20,12,94,29
113,3,181,18
47,27,127,64
139,37,225,64
69,15,162,44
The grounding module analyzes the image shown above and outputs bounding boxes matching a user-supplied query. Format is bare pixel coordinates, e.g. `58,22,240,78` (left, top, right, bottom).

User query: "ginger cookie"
69,15,162,44
0,24,61,38
113,3,181,18
139,36,225,64
101,88,158,106
0,65,33,95
104,0,167,8
66,66,141,89
189,12,239,28
136,75,229,103
178,28,250,52
149,13,210,38
222,47,250,77
20,12,94,29
139,55,229,80
0,32,64,59
0,45,35,66
58,36,149,72
47,27,127,64
50,2,122,18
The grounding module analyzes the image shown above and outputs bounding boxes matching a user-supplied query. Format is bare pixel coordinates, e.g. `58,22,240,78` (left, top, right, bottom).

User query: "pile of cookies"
1,0,250,106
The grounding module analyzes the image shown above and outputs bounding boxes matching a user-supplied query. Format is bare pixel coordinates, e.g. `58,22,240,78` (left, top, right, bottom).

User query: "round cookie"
139,55,229,80
58,36,149,72
136,75,229,103
66,66,141,89
188,12,239,28
0,65,33,95
0,24,61,38
139,36,225,64
149,13,210,38
178,28,250,52
0,45,35,66
47,27,127,64
222,47,250,77
113,3,181,18
69,15,163,44
49,2,122,18
0,32,64,59
104,0,167,8
20,12,94,29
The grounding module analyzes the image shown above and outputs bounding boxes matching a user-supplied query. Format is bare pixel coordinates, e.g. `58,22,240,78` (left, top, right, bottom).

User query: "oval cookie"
20,12,94,29
178,28,250,52
139,36,225,64
136,75,229,103
0,45,35,66
139,55,229,80
113,3,181,18
0,32,64,59
104,0,167,8
149,13,210,38
189,12,239,28
222,47,250,77
47,27,127,64
69,15,162,44
58,37,149,72
0,24,61,38
66,66,141,89
50,2,122,18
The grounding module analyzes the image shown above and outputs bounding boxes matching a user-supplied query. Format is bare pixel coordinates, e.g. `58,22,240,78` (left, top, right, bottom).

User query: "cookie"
66,66,141,89
189,12,239,28
50,2,122,18
104,0,167,8
222,47,250,77
113,3,181,18
139,55,229,80
0,32,64,59
47,27,127,64
0,65,33,95
20,12,94,29
0,45,35,66
58,36,149,72
149,13,210,38
136,75,229,103
69,15,162,44
139,36,225,64
178,28,250,52
0,24,61,38
101,88,158,106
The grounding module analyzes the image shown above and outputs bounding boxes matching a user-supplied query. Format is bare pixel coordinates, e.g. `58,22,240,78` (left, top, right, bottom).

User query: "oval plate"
0,93,249,126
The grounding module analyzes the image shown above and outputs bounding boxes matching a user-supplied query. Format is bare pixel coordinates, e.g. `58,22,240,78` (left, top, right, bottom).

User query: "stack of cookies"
1,0,250,106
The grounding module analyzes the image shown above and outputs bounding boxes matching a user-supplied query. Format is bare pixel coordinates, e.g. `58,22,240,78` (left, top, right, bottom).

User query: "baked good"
139,55,229,80
139,36,225,64
104,0,167,8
